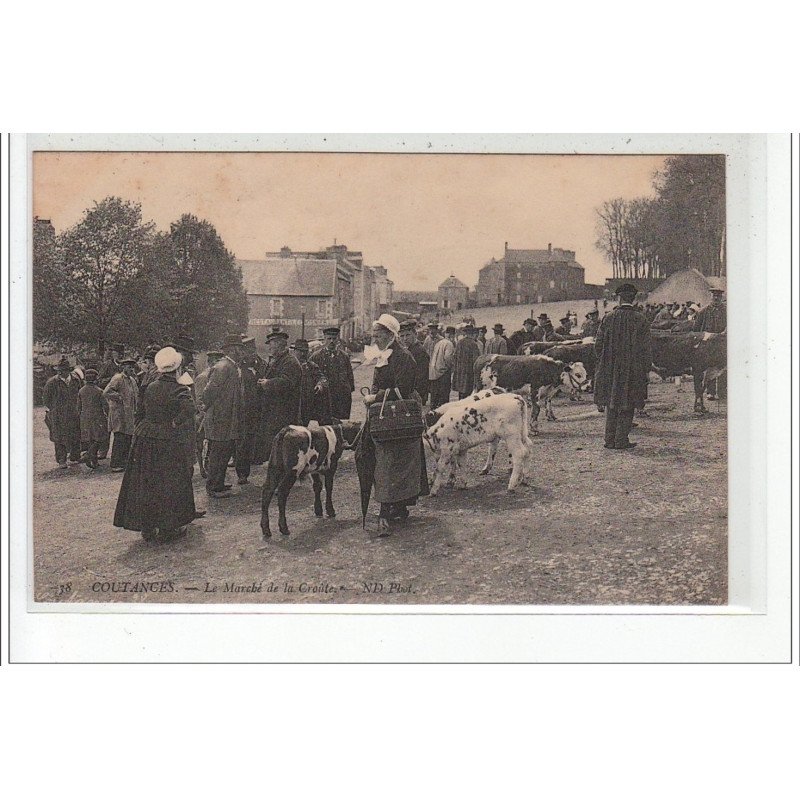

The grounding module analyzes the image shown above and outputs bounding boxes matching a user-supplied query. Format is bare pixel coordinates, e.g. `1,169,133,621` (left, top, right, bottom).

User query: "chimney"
504,241,508,253
548,243,552,254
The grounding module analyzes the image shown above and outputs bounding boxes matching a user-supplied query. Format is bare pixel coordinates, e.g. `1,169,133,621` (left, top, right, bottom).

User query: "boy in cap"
77,368,108,469
42,357,82,468
309,325,355,420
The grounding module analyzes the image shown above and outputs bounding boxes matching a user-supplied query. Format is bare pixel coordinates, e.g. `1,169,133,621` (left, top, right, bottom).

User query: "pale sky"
33,152,666,290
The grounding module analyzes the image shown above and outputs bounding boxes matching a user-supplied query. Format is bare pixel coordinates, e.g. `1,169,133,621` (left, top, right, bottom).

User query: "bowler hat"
523,318,535,325
445,326,456,334
84,368,99,381
265,329,289,343
171,334,198,353
614,283,637,296
537,314,549,322
560,316,571,324
399,320,417,332
322,326,340,335
493,323,505,333
223,333,244,348
120,357,138,365
291,339,310,353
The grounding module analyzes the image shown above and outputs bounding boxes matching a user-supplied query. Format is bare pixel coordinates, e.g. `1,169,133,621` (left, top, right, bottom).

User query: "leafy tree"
152,214,249,348
32,218,68,346
60,197,155,355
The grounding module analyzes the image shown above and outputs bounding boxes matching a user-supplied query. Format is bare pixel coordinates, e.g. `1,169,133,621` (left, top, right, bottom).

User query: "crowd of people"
40,286,726,542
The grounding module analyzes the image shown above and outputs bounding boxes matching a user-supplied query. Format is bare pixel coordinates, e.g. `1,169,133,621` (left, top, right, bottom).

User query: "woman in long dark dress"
359,314,429,535
114,347,198,541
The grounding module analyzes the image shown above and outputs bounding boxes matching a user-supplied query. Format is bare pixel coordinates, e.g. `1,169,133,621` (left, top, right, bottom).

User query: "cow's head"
561,361,590,392
425,409,442,429
338,420,364,449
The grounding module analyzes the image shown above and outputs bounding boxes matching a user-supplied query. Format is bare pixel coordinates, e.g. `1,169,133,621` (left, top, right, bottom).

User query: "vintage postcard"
6,134,791,661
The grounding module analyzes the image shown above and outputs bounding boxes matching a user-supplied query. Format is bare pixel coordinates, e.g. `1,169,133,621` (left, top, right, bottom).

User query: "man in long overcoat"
254,329,302,464
508,318,537,353
310,326,354,420
451,325,481,399
594,283,652,450
293,339,332,426
103,357,139,471
96,342,125,458
201,334,244,497
42,357,82,467
77,368,108,469
235,338,262,484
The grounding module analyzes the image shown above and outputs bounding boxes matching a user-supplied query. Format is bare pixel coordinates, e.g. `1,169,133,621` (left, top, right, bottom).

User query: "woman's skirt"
373,436,430,505
114,435,196,532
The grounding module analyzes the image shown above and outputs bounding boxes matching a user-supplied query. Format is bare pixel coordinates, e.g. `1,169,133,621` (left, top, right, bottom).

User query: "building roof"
238,257,337,297
439,275,469,290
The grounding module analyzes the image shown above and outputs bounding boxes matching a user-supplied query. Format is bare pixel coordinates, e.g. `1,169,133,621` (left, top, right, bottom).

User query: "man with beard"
310,326,355,420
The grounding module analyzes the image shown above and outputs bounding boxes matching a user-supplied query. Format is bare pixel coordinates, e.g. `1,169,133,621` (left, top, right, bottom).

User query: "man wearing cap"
452,325,481,399
96,343,125,459
235,339,265,484
423,322,440,358
42,357,82,468
555,316,573,336
508,318,537,353
582,309,601,338
77,368,108,470
594,284,652,451
201,334,244,497
103,357,140,471
485,323,508,355
293,339,333,426
254,328,302,464
310,326,355,420
428,325,456,408
398,320,429,405
539,316,566,343
692,288,726,334
194,350,224,479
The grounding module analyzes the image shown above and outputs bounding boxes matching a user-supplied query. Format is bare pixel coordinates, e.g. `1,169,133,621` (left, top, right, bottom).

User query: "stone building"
438,275,469,311
238,251,354,347
476,242,586,306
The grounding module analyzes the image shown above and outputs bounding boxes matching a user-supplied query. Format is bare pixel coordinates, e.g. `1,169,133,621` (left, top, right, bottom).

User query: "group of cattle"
260,330,727,538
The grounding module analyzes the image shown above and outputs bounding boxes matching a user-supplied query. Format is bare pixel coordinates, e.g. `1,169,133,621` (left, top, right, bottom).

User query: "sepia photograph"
26,141,732,606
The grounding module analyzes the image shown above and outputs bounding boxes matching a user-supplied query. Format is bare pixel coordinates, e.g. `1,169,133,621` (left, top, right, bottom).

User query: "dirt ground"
31,359,727,606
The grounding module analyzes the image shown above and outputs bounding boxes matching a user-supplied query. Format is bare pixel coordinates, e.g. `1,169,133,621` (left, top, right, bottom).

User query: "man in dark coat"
200,334,244,497
310,326,355,420
77,368,108,469
692,288,727,333
452,325,481,399
555,316,573,336
594,284,652,450
96,342,125,458
235,339,262,484
254,329,302,464
398,320,430,404
581,310,600,338
293,339,333,426
42,357,82,467
508,318,537,353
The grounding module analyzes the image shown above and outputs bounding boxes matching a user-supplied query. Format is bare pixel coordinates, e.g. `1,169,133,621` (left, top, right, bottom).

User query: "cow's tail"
517,396,532,447
266,426,292,485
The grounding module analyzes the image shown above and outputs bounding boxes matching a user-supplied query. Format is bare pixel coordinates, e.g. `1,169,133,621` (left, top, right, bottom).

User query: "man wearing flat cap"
103,357,139,471
692,288,726,334
594,283,652,451
253,328,302,464
452,325,480,399
42,357,82,468
398,320,430,405
201,333,244,497
310,325,355,420
292,339,333,426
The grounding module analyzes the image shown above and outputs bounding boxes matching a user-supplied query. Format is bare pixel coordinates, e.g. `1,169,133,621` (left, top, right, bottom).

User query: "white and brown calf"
424,393,533,496
260,421,361,539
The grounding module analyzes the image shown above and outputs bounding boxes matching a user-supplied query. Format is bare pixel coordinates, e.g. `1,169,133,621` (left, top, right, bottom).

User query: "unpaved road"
32,372,727,606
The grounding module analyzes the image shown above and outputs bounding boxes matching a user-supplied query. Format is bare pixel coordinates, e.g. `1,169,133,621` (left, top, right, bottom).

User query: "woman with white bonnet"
114,346,199,542
357,314,429,535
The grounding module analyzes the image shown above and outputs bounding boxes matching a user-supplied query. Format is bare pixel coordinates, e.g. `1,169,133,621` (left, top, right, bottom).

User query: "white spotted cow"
424,393,533,496
260,421,361,539
473,353,577,429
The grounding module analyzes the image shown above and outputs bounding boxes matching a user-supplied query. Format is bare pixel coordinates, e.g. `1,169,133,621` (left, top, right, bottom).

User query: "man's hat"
614,283,637,296
493,323,504,332
710,287,725,295
223,333,244,348
84,368,99,381
399,320,417,332
445,326,456,334
206,350,224,359
586,309,599,318
265,329,289,343
463,325,477,334
479,325,487,333
56,356,71,370
291,338,310,353
240,336,256,351
523,318,535,326
322,326,340,335
120,357,138,365
171,334,198,353
144,344,160,359
560,316,571,324
537,314,549,322
427,322,440,330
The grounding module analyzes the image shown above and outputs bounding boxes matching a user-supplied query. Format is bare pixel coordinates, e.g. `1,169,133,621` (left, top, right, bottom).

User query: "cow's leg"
507,444,524,492
260,463,282,539
480,440,498,475
693,370,707,413
277,472,299,536
454,451,468,490
324,470,336,518
529,399,540,435
312,473,324,517
429,452,452,496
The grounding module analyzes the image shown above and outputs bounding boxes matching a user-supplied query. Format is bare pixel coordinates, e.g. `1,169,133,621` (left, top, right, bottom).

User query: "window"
317,299,327,316
270,298,284,316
